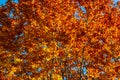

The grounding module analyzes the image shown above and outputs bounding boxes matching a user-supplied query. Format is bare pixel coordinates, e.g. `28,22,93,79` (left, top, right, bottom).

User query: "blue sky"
0,0,119,6
0,0,18,6
0,0,7,6
114,0,120,3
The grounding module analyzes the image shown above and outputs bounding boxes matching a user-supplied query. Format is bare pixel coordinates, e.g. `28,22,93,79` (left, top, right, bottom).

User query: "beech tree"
0,0,120,80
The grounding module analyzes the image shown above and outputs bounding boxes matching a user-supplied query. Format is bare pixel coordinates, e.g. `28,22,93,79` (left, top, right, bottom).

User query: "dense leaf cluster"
0,0,120,79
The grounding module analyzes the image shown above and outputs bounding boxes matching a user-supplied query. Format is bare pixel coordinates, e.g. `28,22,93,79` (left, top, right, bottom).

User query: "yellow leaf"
32,64,38,69
32,77,36,80
52,74,62,80
31,20,37,26
15,58,22,62
46,55,52,61
44,26,50,32
68,53,72,57
8,67,17,76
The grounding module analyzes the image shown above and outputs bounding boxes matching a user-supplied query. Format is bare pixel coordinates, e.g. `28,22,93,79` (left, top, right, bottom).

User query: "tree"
0,0,120,79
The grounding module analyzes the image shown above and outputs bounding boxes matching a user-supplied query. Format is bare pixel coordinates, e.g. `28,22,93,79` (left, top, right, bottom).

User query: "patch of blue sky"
26,71,32,76
64,77,67,80
36,67,42,73
19,32,24,37
6,50,10,52
12,0,19,3
71,66,87,75
71,66,79,71
9,10,14,18
0,24,2,27
56,41,63,48
113,0,120,6
21,50,27,55
24,22,28,26
74,10,80,20
111,58,115,62
114,0,119,3
15,35,19,39
82,67,87,75
80,6,86,13
0,0,18,6
0,0,7,6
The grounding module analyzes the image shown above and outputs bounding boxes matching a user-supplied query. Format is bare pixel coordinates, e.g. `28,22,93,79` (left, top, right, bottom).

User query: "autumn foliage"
0,0,120,80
